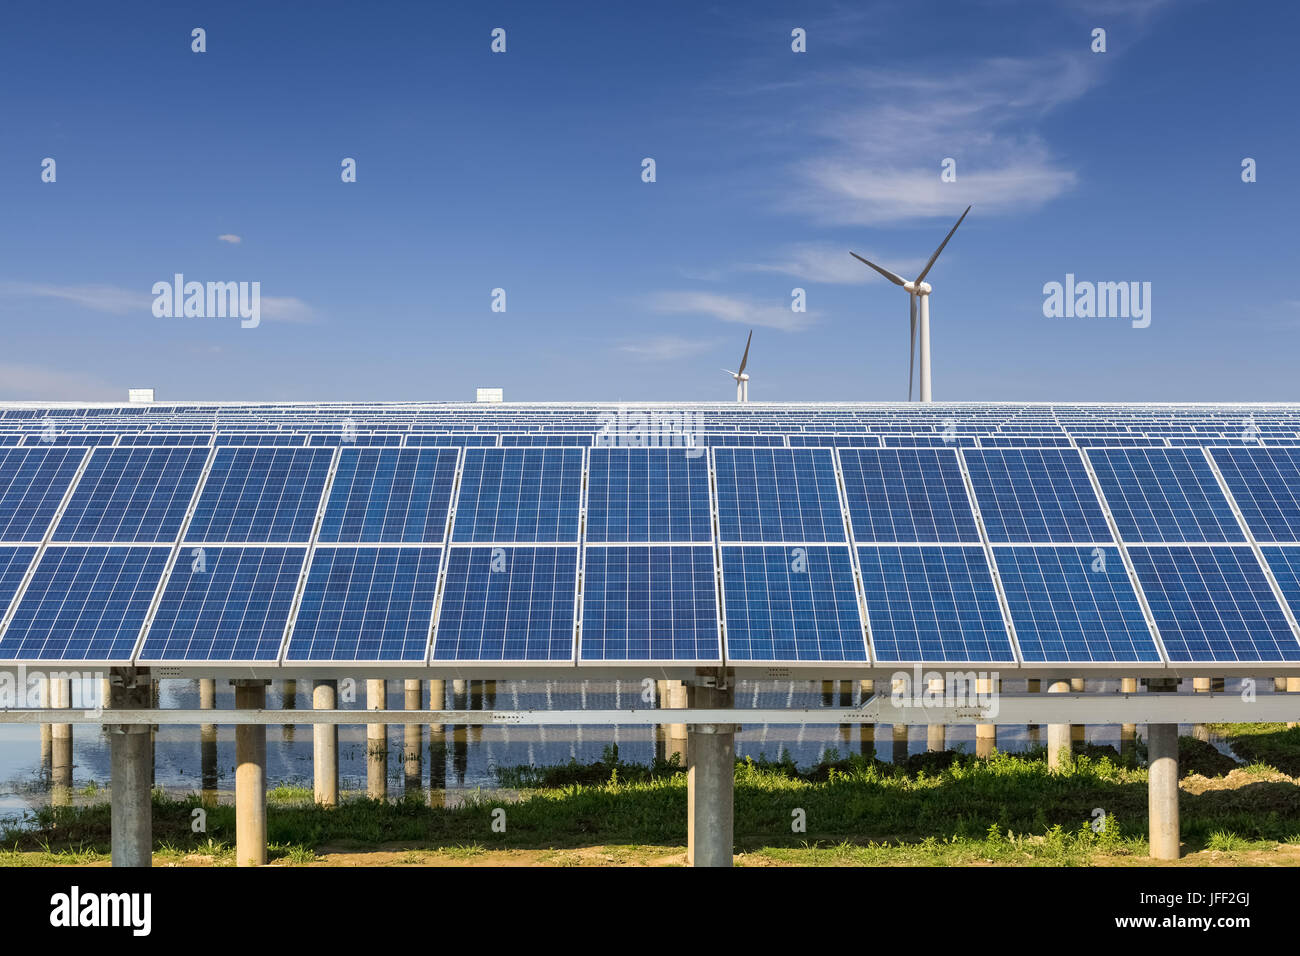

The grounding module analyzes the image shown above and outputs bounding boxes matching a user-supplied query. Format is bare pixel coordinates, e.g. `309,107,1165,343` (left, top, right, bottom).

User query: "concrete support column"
39,676,51,779
1287,677,1300,729
687,680,735,868
312,680,338,806
234,680,268,867
975,677,997,758
667,680,689,766
858,679,875,756
428,680,446,794
109,670,152,867
1191,677,1211,741
1070,678,1086,747
890,676,908,764
1026,678,1041,748
1047,680,1071,770
404,679,423,797
1120,677,1138,761
926,677,945,753
50,678,73,805
367,679,388,801
199,678,218,797
451,680,468,787
1147,721,1180,860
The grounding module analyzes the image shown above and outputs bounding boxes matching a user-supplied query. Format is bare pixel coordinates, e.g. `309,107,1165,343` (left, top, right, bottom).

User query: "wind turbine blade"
849,251,907,287
914,205,971,284
721,369,737,377
737,329,753,375
908,295,917,401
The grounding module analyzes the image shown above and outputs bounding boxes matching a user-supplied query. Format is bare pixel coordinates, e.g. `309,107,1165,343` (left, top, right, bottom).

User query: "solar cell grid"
962,448,1112,543
1209,447,1300,542
0,447,86,542
0,546,37,623
185,447,333,543
451,448,583,542
837,448,980,543
858,545,1014,662
585,448,712,542
1086,447,1244,543
580,545,719,661
53,447,209,543
713,448,846,543
318,448,458,543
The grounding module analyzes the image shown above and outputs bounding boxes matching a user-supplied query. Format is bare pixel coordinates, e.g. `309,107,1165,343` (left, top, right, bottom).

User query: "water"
0,677,1239,827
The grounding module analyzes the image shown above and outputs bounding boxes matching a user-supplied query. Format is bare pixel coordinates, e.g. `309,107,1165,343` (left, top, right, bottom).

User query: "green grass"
2,745,1297,866
1209,723,1300,776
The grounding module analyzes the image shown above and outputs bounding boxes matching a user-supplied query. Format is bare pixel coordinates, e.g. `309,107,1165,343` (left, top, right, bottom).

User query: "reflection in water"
0,676,1249,820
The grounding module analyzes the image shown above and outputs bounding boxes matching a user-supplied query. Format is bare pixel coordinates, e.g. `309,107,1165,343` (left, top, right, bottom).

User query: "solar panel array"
2,401,1300,669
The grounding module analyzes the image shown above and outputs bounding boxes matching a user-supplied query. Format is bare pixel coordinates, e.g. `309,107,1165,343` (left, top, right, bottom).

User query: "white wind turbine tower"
722,329,753,402
850,205,971,402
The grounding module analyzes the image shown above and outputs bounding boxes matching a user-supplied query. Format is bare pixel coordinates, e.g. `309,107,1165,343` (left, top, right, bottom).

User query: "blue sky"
1,0,1296,403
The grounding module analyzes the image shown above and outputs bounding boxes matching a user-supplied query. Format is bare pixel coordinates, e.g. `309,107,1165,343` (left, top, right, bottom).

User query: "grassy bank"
3,739,1300,866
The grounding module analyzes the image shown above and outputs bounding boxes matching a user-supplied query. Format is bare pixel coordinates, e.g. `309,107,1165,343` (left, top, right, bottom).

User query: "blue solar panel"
318,448,458,543
308,434,404,446
1085,447,1242,543
0,448,86,542
433,546,577,660
138,546,306,661
451,448,583,542
859,546,1014,662
721,545,865,661
1127,545,1300,662
1259,547,1300,631
116,434,212,446
500,435,592,446
1209,447,1300,542
580,546,719,661
284,546,441,661
963,448,1112,543
406,435,498,447
882,435,978,448
0,546,37,621
52,447,210,543
713,448,845,543
789,435,881,447
585,448,712,543
0,546,169,661
995,545,1159,662
185,447,333,543
838,449,980,543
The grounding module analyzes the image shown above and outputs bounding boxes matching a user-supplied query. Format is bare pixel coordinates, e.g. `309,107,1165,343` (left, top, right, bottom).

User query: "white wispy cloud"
740,243,927,285
217,234,242,244
0,281,151,314
648,291,813,332
0,362,117,400
616,335,720,361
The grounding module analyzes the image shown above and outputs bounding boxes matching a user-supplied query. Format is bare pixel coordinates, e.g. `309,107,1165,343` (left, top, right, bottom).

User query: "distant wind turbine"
850,205,971,402
722,330,753,402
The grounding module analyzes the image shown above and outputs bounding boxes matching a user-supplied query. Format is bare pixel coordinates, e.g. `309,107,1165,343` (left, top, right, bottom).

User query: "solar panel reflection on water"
858,546,1014,662
53,447,209,543
0,546,37,621
184,447,333,543
451,448,583,543
138,546,306,661
284,547,441,661
0,447,86,542
838,448,980,543
721,545,865,661
1209,447,1300,542
1127,545,1300,662
713,448,845,543
1085,447,1242,543
0,546,170,661
580,546,719,661
994,545,1158,662
585,448,712,543
432,546,578,661
962,448,1112,543
318,448,458,543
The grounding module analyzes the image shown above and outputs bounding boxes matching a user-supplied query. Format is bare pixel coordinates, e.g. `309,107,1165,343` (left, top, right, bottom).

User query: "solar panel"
1209,447,1300,542
838,448,980,543
580,545,720,661
585,448,712,543
137,546,306,661
317,448,458,543
994,545,1159,662
0,546,37,622
721,545,865,661
1127,545,1300,662
184,447,333,543
1258,547,1300,629
307,434,404,446
0,447,86,542
0,546,170,661
451,448,583,543
1085,447,1242,543
963,448,1112,543
432,546,577,660
713,448,846,543
52,447,209,543
858,546,1014,662
284,546,441,661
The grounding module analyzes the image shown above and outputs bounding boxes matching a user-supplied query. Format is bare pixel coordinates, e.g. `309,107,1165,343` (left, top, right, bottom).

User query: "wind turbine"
850,205,971,402
722,329,753,402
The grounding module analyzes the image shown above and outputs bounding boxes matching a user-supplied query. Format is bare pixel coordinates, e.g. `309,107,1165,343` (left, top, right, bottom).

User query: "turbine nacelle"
903,280,932,295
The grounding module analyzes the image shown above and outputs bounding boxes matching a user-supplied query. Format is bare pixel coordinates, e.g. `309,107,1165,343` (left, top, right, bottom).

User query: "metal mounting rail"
1,693,1297,725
